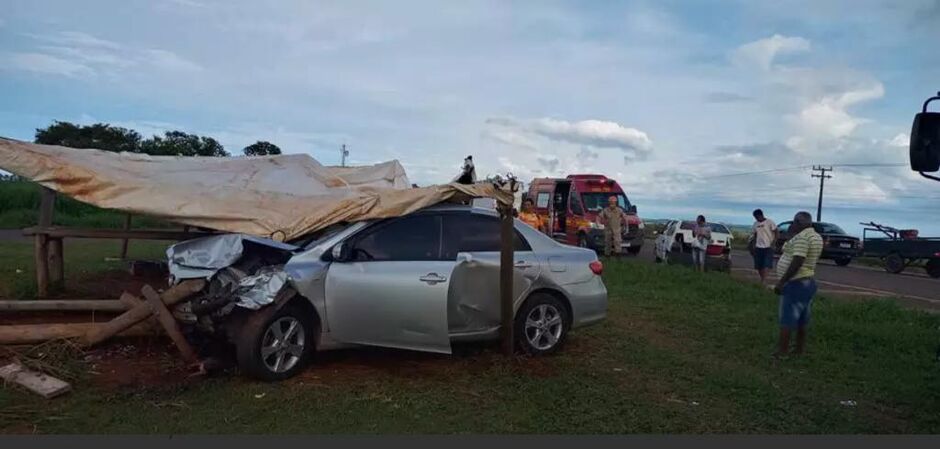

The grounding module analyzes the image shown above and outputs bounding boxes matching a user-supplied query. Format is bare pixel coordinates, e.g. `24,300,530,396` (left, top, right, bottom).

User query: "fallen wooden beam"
22,226,216,241
118,292,143,309
83,279,205,347
142,285,199,364
0,299,128,312
0,362,71,398
0,321,158,345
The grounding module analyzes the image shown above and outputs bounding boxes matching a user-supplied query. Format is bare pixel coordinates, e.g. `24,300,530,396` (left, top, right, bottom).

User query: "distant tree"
140,131,229,157
35,121,142,153
242,141,282,156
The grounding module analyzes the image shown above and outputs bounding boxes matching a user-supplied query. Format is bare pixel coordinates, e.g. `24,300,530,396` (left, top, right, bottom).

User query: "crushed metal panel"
446,253,536,334
233,266,289,310
166,234,297,281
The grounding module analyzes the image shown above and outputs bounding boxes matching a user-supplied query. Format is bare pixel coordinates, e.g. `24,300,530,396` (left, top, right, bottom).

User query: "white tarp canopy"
0,137,511,240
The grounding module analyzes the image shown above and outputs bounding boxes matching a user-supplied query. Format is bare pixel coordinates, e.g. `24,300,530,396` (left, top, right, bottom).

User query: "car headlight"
589,222,605,230
638,222,645,229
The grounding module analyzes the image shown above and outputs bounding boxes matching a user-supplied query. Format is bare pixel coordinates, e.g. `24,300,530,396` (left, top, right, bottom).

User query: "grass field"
1,254,938,434
0,180,172,229
0,240,170,299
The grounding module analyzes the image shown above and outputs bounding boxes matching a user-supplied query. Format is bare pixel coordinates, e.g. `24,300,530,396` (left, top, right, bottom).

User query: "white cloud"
486,117,653,158
144,49,203,72
29,31,122,50
732,34,811,70
790,82,885,144
6,52,94,77
889,133,910,147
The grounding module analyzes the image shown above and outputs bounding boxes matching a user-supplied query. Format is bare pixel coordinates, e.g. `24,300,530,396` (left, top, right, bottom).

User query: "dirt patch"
62,269,168,300
85,339,193,389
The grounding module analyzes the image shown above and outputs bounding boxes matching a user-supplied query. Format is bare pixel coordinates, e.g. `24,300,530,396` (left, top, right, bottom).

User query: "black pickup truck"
774,221,860,267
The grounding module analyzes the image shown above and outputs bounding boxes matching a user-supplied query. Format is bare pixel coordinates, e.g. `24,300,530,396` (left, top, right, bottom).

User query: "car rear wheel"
834,257,852,267
515,293,569,356
627,245,641,256
926,259,940,279
884,253,905,274
578,233,589,248
236,302,317,381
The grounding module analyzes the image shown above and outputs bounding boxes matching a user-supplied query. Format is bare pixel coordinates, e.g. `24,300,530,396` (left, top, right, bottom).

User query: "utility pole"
811,166,833,222
340,144,349,167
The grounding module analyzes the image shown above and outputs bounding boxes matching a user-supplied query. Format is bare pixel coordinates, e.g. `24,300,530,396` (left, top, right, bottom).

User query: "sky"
1,0,940,235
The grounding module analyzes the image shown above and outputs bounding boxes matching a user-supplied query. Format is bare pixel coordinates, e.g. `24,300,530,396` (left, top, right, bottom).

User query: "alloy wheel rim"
261,317,305,373
524,304,563,350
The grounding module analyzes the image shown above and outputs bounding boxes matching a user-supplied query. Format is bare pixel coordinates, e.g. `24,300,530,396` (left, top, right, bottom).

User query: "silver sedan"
171,204,608,381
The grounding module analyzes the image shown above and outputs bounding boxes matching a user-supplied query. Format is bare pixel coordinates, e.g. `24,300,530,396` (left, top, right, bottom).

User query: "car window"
352,214,442,261
707,223,729,234
535,192,550,208
680,221,695,230
778,222,791,234
815,222,846,234
581,193,629,212
569,190,585,215
442,213,531,259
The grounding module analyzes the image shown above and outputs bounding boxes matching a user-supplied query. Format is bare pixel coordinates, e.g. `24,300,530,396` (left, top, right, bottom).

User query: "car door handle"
419,273,447,285
514,261,533,268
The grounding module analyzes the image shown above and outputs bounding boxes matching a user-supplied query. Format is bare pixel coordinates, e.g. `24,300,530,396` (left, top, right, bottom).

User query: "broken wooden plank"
141,285,199,364
0,299,128,312
83,279,205,347
0,322,159,345
118,292,143,309
0,362,71,398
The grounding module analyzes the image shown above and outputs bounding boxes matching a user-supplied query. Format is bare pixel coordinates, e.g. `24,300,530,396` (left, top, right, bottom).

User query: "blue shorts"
779,278,817,328
753,247,774,270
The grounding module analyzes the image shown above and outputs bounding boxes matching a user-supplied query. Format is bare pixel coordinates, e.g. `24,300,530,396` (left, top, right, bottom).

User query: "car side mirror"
628,205,637,214
911,93,940,174
331,242,351,262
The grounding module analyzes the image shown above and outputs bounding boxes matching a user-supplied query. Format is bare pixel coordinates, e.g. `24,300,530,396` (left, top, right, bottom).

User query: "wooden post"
141,285,200,364
48,238,64,288
498,187,516,356
120,213,132,259
35,187,56,298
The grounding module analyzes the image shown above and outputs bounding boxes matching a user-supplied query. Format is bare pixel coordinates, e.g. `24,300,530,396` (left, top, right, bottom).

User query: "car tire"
627,246,641,256
236,302,317,381
834,257,852,267
884,253,905,274
578,233,590,249
514,293,569,356
926,259,940,279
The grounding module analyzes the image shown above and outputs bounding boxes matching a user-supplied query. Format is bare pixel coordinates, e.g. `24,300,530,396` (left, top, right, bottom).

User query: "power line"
696,165,810,179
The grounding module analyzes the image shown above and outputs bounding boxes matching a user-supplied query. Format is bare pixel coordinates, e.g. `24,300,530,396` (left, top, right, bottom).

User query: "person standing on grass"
751,209,778,285
773,211,823,358
691,215,711,272
597,195,629,257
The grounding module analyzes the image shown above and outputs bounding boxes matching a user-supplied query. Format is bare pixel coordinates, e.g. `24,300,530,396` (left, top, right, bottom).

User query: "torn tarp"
166,234,298,282
0,138,513,240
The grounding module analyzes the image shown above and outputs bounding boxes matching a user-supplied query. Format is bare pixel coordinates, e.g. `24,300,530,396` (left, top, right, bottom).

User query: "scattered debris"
612,368,623,372
840,400,858,407
0,362,71,398
254,393,266,399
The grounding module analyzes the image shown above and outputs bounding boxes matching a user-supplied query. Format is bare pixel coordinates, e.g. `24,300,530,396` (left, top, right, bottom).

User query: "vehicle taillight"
589,260,603,275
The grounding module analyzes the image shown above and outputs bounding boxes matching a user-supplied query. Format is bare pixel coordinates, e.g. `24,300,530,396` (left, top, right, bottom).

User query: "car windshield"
679,221,727,233
290,222,350,248
581,193,630,212
815,222,846,235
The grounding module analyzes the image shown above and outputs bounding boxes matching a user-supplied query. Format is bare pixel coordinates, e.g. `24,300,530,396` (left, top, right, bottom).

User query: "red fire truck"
527,174,644,254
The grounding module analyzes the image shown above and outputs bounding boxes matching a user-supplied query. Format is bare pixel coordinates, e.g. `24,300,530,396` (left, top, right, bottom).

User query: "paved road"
635,241,940,311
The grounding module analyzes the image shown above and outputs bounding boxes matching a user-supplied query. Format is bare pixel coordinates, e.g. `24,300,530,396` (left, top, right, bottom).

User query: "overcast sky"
2,0,940,234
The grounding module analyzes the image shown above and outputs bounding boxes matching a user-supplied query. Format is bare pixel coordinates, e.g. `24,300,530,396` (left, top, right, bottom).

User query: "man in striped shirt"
773,211,823,357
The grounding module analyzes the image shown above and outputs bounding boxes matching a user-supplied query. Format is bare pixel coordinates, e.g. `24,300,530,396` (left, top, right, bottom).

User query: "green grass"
0,180,173,229
1,258,939,433
0,240,170,299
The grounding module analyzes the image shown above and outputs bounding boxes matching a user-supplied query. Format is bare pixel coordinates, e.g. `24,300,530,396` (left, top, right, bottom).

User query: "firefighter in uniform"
596,195,629,257
517,198,546,234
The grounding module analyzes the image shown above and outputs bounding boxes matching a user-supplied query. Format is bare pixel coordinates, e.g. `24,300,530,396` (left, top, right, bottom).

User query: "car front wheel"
236,303,317,381
834,256,852,267
515,293,569,356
